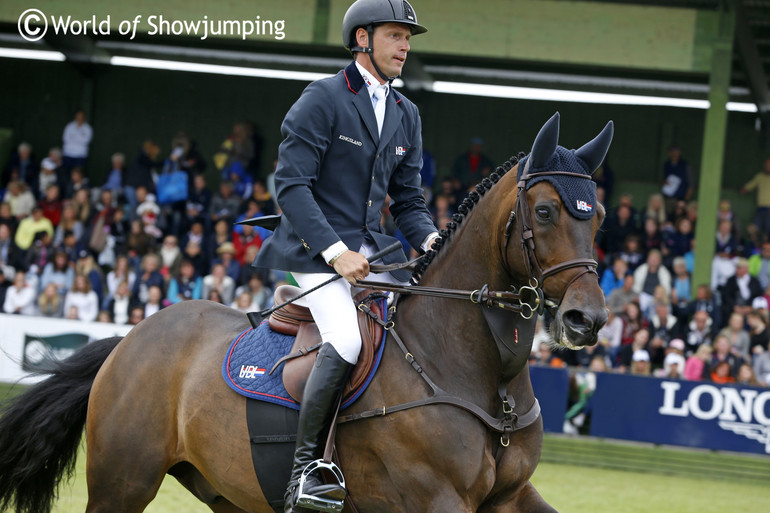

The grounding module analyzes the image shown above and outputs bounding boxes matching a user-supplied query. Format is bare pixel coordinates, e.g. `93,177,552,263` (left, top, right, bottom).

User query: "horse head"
504,112,611,349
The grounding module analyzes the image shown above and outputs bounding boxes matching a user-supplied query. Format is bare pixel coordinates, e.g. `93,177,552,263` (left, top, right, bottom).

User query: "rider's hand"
332,250,370,284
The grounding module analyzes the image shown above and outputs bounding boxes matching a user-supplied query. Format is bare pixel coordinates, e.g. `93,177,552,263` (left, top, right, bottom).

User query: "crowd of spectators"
1,113,276,327
4,114,770,395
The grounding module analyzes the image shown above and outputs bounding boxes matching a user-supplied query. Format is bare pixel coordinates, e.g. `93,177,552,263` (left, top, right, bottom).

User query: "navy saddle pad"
222,300,387,410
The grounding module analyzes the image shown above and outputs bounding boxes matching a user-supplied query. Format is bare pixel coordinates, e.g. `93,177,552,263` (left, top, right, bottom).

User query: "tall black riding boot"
284,343,354,513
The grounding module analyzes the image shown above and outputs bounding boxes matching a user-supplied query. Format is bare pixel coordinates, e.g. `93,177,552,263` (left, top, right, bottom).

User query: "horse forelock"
410,152,525,285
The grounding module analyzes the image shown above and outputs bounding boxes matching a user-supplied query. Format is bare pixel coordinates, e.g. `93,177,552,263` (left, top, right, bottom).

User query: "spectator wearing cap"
660,351,686,379
213,242,241,284
3,271,35,315
36,158,60,200
451,137,494,190
630,349,651,376
721,258,763,321
14,206,54,251
740,157,770,236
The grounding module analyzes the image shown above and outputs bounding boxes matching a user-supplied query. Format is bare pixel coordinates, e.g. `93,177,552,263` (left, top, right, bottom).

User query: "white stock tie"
372,86,386,136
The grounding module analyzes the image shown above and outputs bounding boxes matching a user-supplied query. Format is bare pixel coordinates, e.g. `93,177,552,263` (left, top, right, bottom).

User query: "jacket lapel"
377,91,402,153
344,62,380,145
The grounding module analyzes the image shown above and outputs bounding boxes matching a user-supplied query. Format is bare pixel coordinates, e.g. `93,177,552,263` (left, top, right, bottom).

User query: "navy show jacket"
254,62,436,281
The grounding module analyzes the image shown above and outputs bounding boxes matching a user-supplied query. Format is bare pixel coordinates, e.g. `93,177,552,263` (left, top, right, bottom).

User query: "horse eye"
536,207,550,220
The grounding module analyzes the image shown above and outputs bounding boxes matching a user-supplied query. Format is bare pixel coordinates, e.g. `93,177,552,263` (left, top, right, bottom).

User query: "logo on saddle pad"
576,200,592,212
239,365,267,379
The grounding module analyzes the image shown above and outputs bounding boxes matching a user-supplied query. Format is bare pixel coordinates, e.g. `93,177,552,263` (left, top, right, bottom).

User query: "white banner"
0,313,133,385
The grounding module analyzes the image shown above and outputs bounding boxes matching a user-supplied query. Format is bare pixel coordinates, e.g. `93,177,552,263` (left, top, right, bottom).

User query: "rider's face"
358,23,411,81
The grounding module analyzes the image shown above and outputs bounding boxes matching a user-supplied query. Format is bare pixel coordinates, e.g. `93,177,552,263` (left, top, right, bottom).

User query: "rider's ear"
356,27,369,48
530,112,560,169
575,121,614,174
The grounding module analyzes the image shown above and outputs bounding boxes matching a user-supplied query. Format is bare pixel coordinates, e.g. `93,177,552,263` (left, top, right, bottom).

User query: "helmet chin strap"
362,25,399,84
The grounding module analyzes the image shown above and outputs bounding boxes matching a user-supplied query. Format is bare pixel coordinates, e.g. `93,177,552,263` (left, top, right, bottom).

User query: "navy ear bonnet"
517,112,614,221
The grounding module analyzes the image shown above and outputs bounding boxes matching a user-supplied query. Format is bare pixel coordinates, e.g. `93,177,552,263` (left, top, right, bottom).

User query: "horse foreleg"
479,482,558,513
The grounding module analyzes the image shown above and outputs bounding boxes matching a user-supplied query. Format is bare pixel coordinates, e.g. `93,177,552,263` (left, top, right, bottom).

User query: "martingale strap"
337,307,541,444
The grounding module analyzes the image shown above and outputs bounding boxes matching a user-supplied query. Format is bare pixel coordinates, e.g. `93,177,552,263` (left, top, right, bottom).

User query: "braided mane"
410,152,526,285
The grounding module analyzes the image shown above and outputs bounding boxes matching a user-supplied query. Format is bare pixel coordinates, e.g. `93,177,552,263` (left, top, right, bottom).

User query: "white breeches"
293,242,407,365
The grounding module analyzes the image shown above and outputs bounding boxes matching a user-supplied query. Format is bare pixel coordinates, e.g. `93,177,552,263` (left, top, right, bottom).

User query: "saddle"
267,285,385,403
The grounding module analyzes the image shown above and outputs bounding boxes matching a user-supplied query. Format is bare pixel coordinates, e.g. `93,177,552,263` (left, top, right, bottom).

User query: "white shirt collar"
355,61,389,100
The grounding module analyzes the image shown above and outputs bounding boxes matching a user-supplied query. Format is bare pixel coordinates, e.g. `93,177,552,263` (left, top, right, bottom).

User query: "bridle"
503,158,600,314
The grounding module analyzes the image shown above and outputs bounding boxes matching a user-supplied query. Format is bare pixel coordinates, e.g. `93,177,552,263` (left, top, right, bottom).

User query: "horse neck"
396,181,518,391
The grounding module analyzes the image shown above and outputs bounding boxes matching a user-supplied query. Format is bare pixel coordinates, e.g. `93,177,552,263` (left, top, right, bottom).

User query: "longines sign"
591,373,770,456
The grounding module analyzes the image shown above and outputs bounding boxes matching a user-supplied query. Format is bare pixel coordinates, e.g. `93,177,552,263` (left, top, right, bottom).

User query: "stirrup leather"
295,460,346,513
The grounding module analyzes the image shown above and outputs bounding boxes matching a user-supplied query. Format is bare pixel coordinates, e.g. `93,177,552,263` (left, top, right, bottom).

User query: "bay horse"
0,112,611,513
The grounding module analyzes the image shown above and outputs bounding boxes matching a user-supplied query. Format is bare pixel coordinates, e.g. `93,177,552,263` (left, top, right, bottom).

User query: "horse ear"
530,112,560,168
575,120,614,174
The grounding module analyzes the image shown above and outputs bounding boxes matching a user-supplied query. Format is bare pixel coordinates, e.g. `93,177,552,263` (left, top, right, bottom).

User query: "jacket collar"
343,61,404,104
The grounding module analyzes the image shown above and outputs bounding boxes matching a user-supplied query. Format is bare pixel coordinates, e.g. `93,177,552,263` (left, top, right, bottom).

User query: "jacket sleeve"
387,113,437,250
274,81,342,259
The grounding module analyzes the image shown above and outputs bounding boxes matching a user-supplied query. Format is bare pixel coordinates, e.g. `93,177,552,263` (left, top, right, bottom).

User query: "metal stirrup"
295,459,346,513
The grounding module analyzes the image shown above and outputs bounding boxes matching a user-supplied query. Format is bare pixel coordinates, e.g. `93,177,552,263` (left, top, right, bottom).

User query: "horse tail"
0,336,123,513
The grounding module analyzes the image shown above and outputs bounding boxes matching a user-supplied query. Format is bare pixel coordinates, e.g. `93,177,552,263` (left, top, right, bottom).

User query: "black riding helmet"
342,0,427,82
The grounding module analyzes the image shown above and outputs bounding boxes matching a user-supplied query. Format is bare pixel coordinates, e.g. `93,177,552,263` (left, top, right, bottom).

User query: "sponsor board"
0,314,132,384
591,372,770,456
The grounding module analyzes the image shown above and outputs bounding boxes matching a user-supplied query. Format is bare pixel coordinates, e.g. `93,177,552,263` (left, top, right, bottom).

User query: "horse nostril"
563,310,590,333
